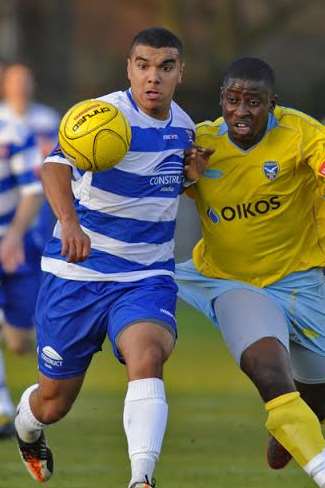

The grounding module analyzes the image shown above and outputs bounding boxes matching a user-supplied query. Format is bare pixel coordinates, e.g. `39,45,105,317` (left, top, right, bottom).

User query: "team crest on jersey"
263,161,279,180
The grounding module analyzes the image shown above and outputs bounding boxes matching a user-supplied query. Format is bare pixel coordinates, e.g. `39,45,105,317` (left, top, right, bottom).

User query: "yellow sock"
265,391,325,467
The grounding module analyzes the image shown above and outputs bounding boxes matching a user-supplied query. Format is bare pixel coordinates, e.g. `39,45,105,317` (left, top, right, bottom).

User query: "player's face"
3,65,34,103
127,44,184,120
221,78,276,149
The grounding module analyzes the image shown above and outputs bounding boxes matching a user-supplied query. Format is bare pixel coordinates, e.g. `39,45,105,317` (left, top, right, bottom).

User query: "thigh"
269,268,325,356
214,288,290,364
109,275,178,363
35,273,109,379
176,259,254,327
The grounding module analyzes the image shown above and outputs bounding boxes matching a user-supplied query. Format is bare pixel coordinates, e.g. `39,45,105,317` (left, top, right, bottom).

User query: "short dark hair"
129,27,183,58
223,57,275,90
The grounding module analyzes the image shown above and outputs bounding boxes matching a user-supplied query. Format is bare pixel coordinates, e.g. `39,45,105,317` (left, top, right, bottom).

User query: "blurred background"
2,0,325,119
1,0,325,258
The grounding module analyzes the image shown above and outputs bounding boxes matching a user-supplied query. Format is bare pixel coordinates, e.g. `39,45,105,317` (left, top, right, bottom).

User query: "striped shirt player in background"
0,71,43,438
14,27,210,488
0,63,60,249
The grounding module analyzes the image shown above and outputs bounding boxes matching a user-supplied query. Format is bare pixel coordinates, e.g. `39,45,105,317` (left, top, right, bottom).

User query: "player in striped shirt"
0,111,42,435
0,62,60,250
14,27,209,488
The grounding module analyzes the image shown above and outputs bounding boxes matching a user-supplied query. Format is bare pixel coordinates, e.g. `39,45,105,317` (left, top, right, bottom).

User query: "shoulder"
97,91,137,125
29,103,60,130
97,90,128,111
275,105,325,134
171,101,195,130
31,102,59,117
0,103,16,127
196,117,224,146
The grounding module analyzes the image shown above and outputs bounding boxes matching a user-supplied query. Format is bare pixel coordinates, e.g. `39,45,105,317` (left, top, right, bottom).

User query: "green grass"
0,302,316,487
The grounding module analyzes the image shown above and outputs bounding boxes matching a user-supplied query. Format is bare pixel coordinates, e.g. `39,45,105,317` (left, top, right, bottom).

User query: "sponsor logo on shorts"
207,196,281,223
160,308,175,321
263,161,280,180
41,346,63,369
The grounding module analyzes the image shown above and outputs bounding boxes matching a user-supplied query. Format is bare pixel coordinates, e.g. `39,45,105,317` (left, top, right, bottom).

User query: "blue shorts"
176,260,325,358
35,273,178,379
0,232,41,328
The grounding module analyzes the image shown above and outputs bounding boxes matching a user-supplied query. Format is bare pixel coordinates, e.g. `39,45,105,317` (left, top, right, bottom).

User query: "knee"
126,344,166,378
4,330,33,355
6,341,29,355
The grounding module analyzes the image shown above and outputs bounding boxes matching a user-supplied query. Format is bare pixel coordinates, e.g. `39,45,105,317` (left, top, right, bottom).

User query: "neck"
8,99,29,116
230,123,268,150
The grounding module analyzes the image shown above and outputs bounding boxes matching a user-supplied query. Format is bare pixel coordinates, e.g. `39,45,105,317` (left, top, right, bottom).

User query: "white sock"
304,448,325,487
123,378,168,487
0,350,15,416
15,384,46,442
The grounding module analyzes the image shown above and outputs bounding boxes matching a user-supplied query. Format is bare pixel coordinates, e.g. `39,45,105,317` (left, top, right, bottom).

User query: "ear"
269,94,278,112
127,58,131,82
219,87,224,106
178,62,185,84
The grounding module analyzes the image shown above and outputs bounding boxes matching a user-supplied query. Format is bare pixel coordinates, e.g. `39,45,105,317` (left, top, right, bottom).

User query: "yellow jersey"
191,105,325,287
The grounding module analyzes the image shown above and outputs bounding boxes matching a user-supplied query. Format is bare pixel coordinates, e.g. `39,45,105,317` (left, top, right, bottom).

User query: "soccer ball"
58,99,131,171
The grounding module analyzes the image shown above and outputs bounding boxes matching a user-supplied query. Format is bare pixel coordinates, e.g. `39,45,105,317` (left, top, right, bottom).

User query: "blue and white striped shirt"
42,90,195,282
0,118,42,237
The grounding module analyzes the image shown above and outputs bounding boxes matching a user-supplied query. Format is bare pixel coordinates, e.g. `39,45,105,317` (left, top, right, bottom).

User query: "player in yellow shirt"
176,57,325,486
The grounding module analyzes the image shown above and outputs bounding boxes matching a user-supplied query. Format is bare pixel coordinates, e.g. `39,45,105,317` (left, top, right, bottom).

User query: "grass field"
0,302,316,488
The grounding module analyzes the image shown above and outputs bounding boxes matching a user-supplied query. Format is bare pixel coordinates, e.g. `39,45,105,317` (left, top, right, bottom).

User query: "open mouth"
145,90,160,100
233,121,252,134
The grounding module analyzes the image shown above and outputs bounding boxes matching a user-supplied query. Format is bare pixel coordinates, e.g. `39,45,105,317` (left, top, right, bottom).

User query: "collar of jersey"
218,112,279,152
126,89,173,127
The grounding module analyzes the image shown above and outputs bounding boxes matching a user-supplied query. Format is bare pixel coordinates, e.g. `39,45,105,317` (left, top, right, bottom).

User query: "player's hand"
60,219,91,263
0,229,25,273
184,145,214,183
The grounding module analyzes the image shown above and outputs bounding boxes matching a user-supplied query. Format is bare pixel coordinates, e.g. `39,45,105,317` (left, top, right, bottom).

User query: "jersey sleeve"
300,118,325,179
43,143,73,167
195,121,218,149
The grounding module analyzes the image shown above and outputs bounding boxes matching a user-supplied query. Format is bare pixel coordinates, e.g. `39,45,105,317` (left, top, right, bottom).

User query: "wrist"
6,223,26,239
59,211,78,225
183,177,199,188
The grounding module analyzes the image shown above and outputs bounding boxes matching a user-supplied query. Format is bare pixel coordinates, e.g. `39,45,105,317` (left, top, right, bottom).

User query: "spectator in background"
0,98,43,437
0,63,60,249
0,63,59,154
0,62,54,438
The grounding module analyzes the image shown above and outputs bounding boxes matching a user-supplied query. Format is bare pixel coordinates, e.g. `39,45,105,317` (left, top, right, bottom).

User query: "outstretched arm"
184,145,214,184
40,162,91,263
